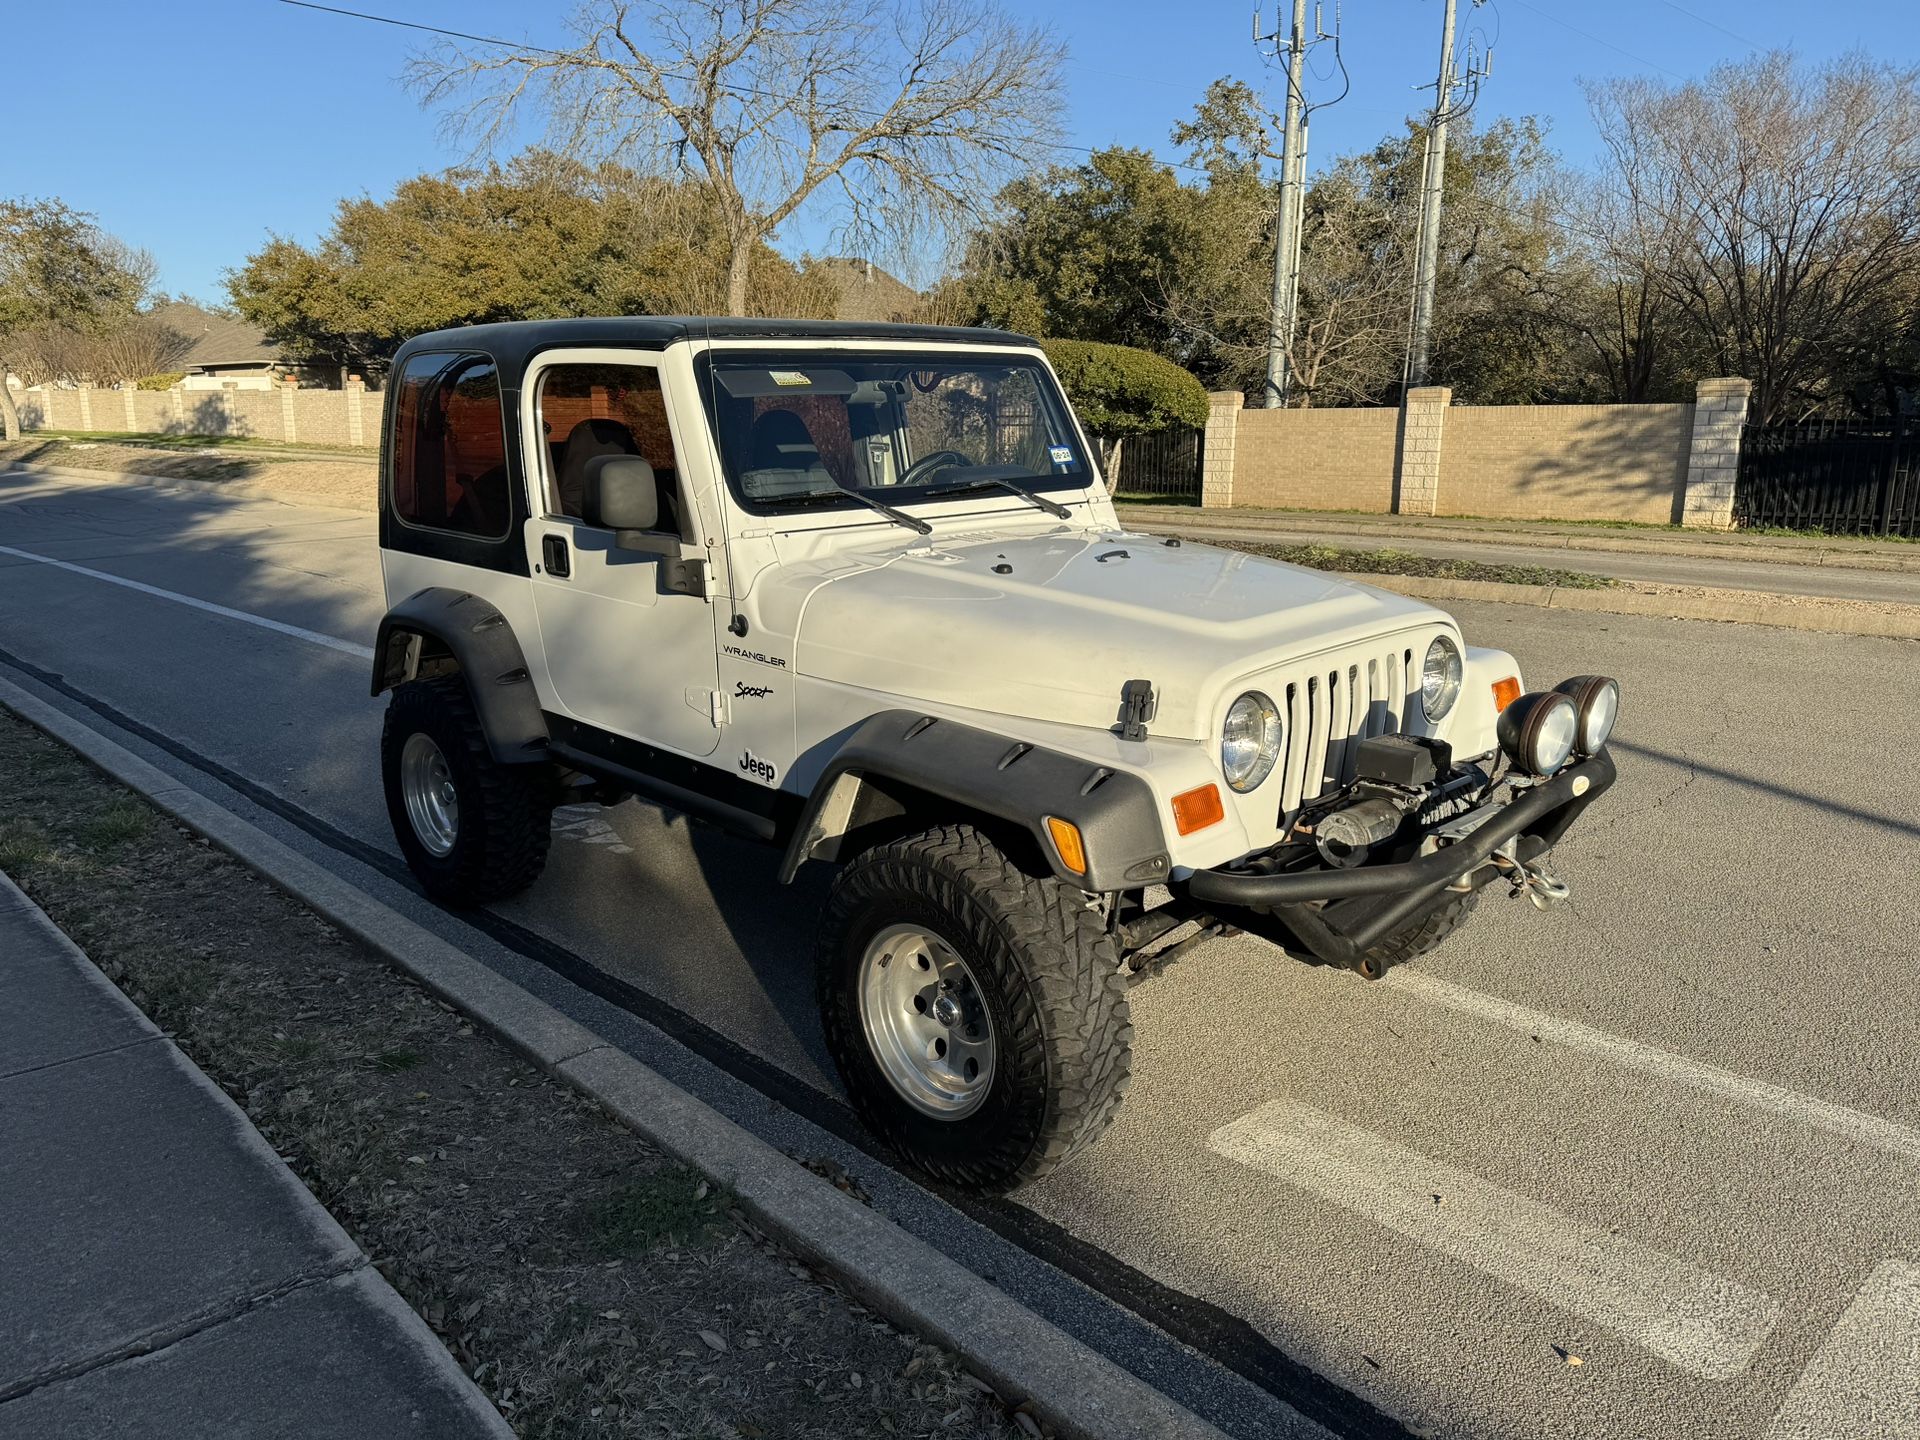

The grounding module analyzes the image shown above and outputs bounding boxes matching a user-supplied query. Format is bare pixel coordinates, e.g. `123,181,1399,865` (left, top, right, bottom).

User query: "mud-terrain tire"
381,676,552,907
1352,890,1477,980
816,824,1132,1192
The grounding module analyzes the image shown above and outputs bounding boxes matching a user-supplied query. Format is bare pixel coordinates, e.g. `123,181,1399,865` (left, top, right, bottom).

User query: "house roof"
815,258,924,324
149,301,280,370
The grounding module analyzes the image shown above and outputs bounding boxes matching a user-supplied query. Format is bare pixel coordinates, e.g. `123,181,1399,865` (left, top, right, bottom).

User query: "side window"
537,363,682,533
391,353,510,538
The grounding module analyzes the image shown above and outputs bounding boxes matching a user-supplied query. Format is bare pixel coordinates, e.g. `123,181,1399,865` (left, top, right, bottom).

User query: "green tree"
227,152,839,375
0,198,155,438
1040,337,1208,475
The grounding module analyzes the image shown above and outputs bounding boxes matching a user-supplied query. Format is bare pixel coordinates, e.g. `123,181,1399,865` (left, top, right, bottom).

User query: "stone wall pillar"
1394,386,1451,516
122,387,138,430
345,377,366,448
1680,377,1751,529
169,387,186,430
77,387,94,431
280,381,298,444
1200,390,1243,508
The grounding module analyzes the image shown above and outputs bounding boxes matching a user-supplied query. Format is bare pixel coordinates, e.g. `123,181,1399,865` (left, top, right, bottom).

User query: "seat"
556,418,638,519
741,409,836,499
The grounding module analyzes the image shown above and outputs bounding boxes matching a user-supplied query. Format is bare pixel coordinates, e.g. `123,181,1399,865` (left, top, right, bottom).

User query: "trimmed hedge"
1039,339,1209,437
134,372,186,390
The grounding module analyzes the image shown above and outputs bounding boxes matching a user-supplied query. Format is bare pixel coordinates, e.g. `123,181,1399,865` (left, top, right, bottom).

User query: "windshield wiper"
925,474,1073,520
757,486,931,535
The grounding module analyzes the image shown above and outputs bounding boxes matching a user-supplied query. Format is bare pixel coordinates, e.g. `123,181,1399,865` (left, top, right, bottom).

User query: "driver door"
521,351,722,759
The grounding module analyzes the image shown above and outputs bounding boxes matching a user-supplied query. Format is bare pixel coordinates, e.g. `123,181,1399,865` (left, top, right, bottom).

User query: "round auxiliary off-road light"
1553,675,1621,755
1496,691,1579,776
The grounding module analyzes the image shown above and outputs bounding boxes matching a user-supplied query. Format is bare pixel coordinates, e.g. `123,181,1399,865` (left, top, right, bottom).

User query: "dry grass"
0,709,1029,1440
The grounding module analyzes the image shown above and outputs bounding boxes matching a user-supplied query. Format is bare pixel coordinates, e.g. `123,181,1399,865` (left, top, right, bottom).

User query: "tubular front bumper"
1183,749,1617,968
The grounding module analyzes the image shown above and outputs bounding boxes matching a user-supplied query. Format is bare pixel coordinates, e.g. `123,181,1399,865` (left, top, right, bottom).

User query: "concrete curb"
1327,571,1920,639
0,676,1234,1440
3,461,375,513
1120,506,1920,574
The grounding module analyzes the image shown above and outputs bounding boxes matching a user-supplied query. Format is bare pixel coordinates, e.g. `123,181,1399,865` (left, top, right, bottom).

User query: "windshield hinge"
1118,679,1157,743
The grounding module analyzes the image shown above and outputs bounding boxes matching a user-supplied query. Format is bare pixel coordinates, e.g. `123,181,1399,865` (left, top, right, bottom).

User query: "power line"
273,0,1215,174
1503,0,1686,80
1653,0,1764,51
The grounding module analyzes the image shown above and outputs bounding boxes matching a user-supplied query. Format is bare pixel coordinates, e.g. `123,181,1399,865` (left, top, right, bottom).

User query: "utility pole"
1255,3,1346,409
1406,0,1489,389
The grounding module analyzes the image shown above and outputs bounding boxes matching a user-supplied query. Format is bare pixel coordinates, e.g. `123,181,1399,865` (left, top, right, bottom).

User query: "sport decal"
734,681,774,699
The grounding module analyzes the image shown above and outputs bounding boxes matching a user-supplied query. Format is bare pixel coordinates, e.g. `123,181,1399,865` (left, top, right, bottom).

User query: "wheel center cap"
931,994,962,1027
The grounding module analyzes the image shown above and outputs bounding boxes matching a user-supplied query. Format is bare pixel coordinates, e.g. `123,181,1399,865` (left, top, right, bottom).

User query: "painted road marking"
1209,1099,1781,1379
1386,968,1920,1167
0,542,374,660
1764,1261,1920,1439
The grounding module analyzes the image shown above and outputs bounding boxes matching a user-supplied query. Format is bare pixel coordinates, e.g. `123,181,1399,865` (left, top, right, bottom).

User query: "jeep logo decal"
739,750,777,784
724,644,788,670
734,681,774,700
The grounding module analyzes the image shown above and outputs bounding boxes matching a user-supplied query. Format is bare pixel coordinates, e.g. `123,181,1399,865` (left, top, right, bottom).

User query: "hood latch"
1118,679,1157,743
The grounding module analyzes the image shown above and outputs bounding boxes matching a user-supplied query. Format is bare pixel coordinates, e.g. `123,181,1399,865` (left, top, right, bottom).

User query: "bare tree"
409,0,1062,317
1588,52,1920,422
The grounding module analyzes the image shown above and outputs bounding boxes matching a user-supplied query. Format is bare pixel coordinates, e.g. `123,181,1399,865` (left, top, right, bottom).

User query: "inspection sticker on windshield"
769,370,812,387
1049,445,1074,466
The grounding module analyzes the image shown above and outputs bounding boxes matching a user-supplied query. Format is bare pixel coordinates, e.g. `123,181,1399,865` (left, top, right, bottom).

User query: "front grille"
1273,641,1418,822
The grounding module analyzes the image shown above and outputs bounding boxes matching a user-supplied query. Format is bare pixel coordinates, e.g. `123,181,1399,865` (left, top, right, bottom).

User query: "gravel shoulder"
0,707,1028,1440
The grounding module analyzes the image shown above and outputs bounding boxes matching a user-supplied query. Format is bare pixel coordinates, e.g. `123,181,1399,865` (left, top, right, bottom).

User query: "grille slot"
1275,643,1418,826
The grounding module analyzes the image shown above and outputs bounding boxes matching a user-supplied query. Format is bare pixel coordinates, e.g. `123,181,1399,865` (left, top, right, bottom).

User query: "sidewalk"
0,872,510,1439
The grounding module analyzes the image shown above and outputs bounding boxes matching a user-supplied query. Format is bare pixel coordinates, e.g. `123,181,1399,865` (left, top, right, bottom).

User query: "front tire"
816,824,1132,1191
381,676,552,907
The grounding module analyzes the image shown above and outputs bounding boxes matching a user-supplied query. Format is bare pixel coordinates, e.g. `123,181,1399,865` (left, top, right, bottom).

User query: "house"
150,301,311,390
816,258,923,324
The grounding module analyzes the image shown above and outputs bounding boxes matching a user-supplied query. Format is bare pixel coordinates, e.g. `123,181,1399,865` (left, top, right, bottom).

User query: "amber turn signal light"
1171,784,1225,835
1044,816,1087,874
1491,676,1522,712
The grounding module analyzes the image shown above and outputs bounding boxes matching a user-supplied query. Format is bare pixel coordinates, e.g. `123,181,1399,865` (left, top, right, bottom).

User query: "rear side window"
390,352,511,538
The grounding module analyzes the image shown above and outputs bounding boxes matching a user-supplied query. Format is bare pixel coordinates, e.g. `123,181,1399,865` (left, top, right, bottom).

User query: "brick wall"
1438,402,1693,524
1230,404,1399,512
1206,379,1747,528
18,384,385,449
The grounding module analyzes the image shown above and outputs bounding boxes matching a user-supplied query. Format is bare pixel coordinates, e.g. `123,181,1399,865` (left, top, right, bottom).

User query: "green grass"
372,1047,425,1073
583,1168,731,1257
0,822,54,871
1219,540,1618,589
76,799,154,852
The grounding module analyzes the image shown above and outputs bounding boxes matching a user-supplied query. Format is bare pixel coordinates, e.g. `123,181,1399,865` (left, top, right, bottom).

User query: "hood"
791,530,1448,740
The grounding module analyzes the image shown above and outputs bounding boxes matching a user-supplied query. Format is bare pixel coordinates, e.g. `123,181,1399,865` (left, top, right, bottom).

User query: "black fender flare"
370,588,549,765
779,710,1171,892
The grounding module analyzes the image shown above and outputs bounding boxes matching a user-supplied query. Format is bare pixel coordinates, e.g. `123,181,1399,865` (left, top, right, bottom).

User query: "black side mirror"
583,455,658,533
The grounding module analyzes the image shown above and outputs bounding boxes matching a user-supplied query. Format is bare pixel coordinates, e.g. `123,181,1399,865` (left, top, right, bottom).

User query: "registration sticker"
770,370,812,387
1049,445,1076,469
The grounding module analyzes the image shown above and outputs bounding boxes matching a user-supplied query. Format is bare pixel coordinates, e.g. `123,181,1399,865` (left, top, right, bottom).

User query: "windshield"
702,351,1093,517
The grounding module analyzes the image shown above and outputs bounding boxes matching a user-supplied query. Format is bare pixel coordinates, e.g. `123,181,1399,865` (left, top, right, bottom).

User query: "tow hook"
1495,840,1571,910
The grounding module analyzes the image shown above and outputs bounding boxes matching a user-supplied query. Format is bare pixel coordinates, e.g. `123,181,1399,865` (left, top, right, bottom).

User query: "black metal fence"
1093,427,1203,499
1735,419,1920,536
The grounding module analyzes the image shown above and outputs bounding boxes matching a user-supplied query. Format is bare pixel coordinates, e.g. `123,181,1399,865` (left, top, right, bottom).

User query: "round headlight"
1222,691,1283,793
1554,675,1620,754
1496,691,1578,776
1421,635,1464,721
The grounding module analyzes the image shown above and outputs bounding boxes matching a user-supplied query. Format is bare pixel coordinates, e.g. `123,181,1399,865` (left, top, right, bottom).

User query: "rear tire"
381,676,552,907
816,824,1132,1192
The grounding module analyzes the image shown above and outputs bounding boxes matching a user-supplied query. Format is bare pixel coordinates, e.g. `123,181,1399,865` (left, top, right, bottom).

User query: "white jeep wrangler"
372,318,1619,1191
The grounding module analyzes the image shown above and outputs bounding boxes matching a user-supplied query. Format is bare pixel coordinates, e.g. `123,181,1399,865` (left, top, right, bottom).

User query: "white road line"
1385,968,1920,1167
1209,1099,1781,1379
1765,1261,1920,1439
0,542,374,660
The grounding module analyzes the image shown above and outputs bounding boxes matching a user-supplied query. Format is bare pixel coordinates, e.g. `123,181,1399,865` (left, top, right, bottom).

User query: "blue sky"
11,0,1916,303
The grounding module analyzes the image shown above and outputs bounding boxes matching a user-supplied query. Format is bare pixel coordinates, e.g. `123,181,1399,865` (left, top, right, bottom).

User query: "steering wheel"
901,449,972,487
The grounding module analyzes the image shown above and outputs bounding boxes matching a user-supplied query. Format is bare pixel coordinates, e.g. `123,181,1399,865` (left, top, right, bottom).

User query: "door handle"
541,534,571,579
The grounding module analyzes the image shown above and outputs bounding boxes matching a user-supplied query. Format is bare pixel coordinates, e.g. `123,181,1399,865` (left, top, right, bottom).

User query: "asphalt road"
5,469,1919,1440
1150,518,1920,605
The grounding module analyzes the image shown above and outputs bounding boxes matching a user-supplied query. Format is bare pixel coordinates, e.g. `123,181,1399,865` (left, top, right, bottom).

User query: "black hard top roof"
393,316,1038,373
